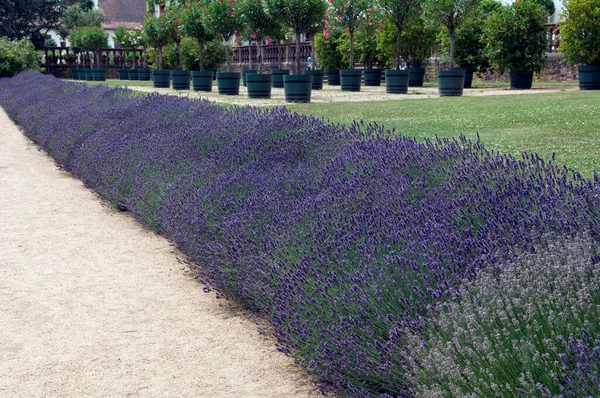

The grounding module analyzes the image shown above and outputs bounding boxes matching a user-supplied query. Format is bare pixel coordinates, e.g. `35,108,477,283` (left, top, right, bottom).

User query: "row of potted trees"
139,0,598,101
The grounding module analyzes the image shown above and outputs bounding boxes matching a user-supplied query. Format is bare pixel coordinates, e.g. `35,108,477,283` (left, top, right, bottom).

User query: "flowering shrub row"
1,72,600,397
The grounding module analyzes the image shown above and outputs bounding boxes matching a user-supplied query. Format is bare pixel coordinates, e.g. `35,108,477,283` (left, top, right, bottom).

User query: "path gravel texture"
0,107,319,397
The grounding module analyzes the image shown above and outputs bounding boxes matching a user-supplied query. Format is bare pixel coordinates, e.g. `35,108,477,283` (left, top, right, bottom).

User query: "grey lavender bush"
1,71,600,397
403,235,600,397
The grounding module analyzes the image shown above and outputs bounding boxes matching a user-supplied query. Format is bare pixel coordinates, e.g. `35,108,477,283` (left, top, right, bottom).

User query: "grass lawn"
286,90,600,177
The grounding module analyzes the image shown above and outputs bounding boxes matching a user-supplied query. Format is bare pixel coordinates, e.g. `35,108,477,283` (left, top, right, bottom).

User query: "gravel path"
0,107,319,397
128,83,579,107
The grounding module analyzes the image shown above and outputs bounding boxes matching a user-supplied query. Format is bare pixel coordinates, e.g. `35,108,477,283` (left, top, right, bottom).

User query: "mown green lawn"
286,90,600,177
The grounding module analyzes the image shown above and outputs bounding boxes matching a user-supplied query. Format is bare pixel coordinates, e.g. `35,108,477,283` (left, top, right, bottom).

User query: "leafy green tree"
398,11,437,68
356,5,388,68
266,0,327,73
143,14,170,69
205,0,243,72
70,25,108,68
238,0,279,70
314,28,348,69
425,0,480,69
61,4,104,30
560,0,600,66
0,0,61,47
377,0,421,68
483,0,548,75
439,0,500,74
329,0,369,68
179,0,215,70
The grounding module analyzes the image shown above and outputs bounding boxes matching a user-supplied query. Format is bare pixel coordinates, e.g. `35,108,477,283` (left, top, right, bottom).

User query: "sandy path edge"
0,107,320,397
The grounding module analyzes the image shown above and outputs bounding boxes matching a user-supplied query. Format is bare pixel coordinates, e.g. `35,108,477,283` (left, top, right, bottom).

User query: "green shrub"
162,37,225,70
0,37,42,77
315,29,349,70
483,0,548,75
560,0,600,66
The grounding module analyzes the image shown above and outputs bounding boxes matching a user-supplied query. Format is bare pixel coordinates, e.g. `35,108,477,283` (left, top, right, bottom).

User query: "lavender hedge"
1,72,600,397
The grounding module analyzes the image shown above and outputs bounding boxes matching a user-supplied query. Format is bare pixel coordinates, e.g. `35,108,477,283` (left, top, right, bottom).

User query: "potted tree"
559,0,600,90
357,5,387,86
440,0,499,88
143,14,172,88
266,0,327,102
315,26,348,85
206,0,241,95
239,0,279,97
206,0,243,95
426,0,480,95
114,26,130,80
72,26,108,81
330,0,369,91
483,0,548,89
378,0,421,93
162,6,191,90
179,0,215,92
393,11,437,87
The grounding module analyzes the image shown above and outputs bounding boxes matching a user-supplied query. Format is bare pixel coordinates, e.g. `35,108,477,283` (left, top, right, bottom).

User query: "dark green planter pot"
217,72,241,95
509,72,533,89
283,74,312,103
304,69,324,90
72,68,82,80
578,64,600,90
191,70,213,92
384,69,410,94
438,69,465,96
152,69,171,88
128,68,139,80
206,69,217,80
138,68,151,81
242,69,257,87
271,69,290,88
407,67,425,87
363,68,382,86
326,69,340,85
84,68,93,81
91,68,106,81
171,70,191,90
246,73,272,98
118,68,129,80
462,67,474,88
340,70,362,92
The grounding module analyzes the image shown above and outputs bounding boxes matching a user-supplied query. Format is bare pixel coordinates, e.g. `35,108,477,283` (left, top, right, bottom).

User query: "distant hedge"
2,72,600,397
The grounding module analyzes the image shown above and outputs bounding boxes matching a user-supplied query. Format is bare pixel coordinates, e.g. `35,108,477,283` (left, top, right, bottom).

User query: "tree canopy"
0,0,62,47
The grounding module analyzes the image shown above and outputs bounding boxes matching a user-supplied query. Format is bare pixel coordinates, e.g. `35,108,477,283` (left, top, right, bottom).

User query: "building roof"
99,0,147,30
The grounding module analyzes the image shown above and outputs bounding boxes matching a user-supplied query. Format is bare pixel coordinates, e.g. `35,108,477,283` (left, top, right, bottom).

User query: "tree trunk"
249,41,253,70
349,30,354,69
225,42,231,72
449,25,455,70
257,39,262,69
176,40,182,70
395,22,403,69
295,30,301,75
158,47,163,69
199,41,204,70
